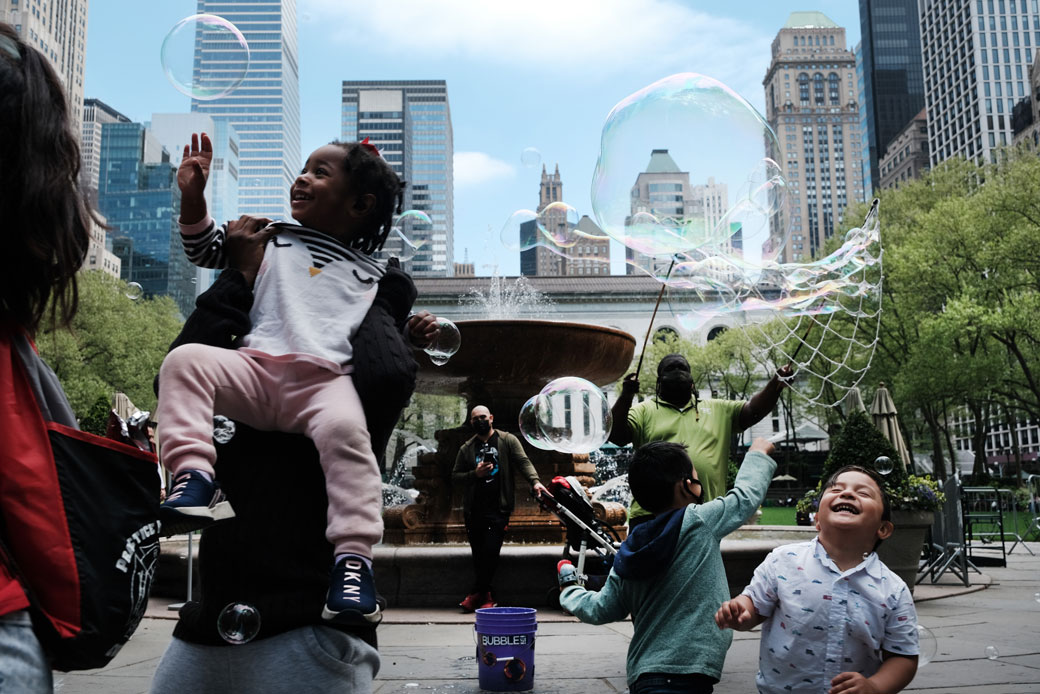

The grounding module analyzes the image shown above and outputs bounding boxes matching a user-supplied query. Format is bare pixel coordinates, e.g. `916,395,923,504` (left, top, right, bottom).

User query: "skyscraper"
854,42,874,199
190,0,300,221
1,0,89,132
81,99,131,204
97,122,194,317
920,0,1040,164
858,0,925,189
763,12,865,261
341,80,454,277
625,149,699,276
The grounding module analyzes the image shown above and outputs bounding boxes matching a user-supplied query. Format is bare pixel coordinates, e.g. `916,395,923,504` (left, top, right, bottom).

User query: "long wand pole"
635,258,677,379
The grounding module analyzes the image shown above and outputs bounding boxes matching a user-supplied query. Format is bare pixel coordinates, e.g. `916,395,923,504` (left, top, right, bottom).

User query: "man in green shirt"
609,354,791,527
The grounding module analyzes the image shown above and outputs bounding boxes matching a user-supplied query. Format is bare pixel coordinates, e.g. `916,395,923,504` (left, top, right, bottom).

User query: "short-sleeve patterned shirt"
743,537,919,694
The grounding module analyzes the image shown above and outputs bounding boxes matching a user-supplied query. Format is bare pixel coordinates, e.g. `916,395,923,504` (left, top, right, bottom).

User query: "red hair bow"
360,137,382,158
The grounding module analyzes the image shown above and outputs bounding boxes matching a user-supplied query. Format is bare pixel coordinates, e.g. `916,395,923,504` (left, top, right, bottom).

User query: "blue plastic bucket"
474,607,538,691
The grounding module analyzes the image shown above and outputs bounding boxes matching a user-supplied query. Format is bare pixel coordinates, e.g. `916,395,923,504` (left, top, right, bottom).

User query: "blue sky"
85,1,861,276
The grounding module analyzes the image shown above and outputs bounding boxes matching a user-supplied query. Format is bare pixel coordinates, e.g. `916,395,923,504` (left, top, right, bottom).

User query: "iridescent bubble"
916,624,937,666
125,282,144,300
985,645,999,660
519,395,555,451
500,208,540,252
537,201,581,248
591,73,784,273
213,415,236,444
217,602,261,644
378,209,431,262
874,456,894,476
520,147,542,168
424,317,461,366
161,15,250,100
533,377,612,454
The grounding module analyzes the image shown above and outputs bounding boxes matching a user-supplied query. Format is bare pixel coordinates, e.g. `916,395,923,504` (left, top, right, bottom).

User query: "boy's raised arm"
559,571,629,626
699,438,777,538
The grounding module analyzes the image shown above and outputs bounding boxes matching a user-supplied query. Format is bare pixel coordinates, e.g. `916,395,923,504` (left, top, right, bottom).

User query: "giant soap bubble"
520,377,612,454
591,73,786,273
161,15,250,101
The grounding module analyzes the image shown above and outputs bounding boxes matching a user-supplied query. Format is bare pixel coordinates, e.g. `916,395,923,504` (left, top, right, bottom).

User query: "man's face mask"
657,369,693,404
473,418,492,435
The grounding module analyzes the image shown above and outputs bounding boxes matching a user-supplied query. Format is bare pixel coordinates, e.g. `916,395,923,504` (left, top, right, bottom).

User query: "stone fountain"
383,318,635,545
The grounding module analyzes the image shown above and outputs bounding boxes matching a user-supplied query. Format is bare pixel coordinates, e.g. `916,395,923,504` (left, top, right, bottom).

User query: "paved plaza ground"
55,543,1040,693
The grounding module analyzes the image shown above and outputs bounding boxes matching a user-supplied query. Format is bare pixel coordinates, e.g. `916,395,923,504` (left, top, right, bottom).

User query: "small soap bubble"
916,624,937,666
520,147,542,168
126,282,144,300
217,602,261,644
424,318,461,366
1034,592,1040,604
161,15,250,100
985,645,999,660
874,456,893,476
212,415,236,444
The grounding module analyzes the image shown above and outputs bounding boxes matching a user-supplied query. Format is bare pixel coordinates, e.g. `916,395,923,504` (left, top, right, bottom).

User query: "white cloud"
301,0,772,99
453,151,515,187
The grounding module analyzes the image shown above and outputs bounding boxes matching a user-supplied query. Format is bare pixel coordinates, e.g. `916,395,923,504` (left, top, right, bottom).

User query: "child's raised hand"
178,132,213,196
714,596,757,631
829,671,879,694
749,438,776,456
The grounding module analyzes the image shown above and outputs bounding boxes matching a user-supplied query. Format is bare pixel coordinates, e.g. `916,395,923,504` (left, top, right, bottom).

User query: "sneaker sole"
159,501,236,536
321,605,383,625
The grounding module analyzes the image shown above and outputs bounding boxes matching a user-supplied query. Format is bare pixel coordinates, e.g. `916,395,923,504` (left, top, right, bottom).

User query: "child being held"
156,133,435,626
715,465,919,694
558,438,777,694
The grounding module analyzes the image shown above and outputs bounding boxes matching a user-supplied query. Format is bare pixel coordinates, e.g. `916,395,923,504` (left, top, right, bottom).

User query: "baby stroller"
535,475,624,606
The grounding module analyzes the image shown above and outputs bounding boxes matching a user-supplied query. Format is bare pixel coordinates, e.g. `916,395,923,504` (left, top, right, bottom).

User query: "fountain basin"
417,319,636,400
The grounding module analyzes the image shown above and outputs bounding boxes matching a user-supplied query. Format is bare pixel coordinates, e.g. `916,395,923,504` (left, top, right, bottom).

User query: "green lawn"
758,507,799,526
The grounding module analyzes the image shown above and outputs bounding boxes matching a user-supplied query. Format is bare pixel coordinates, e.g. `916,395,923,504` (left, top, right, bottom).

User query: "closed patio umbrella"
844,386,867,415
870,382,912,472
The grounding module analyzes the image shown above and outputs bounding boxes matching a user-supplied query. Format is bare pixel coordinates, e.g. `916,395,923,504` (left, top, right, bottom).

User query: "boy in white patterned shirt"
715,465,919,694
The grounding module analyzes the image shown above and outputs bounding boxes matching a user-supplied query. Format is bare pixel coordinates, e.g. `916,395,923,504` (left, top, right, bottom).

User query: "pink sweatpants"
156,343,382,558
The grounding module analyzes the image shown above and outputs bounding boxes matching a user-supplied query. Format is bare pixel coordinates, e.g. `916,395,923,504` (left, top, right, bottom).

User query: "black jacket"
162,265,417,646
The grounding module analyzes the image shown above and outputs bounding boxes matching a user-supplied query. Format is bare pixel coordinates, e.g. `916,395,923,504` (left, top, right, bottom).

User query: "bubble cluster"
217,602,261,644
424,317,461,366
519,377,612,454
212,415,236,445
161,15,250,100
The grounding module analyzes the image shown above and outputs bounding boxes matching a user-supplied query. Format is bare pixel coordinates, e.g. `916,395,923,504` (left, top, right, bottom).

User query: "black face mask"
473,419,492,435
657,371,693,405
683,478,703,505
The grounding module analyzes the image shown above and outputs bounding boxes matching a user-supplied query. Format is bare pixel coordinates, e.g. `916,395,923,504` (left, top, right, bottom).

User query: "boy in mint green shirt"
558,439,776,693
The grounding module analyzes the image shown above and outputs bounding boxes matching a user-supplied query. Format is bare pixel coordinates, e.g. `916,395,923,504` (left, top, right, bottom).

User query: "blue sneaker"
322,555,382,624
159,470,235,536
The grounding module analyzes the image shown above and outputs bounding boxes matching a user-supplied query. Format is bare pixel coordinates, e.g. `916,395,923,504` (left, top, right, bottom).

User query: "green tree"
36,271,183,418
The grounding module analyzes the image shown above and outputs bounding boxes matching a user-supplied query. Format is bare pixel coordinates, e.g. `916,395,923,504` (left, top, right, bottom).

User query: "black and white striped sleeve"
180,217,229,269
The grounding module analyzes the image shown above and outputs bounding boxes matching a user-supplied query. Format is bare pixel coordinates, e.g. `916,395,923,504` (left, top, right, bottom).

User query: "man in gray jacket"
452,405,548,611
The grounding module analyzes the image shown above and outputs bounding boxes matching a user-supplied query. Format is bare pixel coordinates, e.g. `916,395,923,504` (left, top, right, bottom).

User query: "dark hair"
822,465,891,551
628,441,694,513
0,23,91,334
329,141,406,255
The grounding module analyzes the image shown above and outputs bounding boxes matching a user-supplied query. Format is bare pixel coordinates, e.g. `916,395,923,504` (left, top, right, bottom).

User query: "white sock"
335,553,372,571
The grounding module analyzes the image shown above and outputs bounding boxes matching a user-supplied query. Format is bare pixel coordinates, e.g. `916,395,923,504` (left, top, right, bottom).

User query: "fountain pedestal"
383,319,636,546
